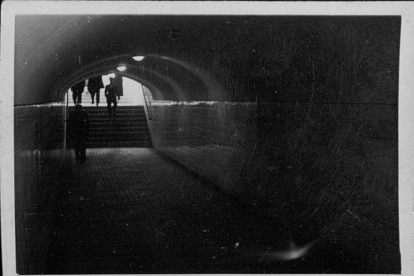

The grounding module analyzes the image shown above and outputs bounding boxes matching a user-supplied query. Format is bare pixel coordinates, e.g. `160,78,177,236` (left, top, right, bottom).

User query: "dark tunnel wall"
251,18,400,273
144,17,401,273
146,101,399,273
14,101,68,272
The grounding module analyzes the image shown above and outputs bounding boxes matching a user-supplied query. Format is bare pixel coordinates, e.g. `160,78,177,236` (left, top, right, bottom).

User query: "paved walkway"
45,148,360,274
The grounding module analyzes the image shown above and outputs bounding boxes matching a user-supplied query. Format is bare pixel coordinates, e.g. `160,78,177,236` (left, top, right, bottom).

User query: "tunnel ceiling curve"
15,15,254,105
59,54,219,102
15,15,400,105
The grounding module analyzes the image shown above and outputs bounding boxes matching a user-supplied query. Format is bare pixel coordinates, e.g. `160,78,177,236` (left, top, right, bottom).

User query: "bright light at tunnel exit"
66,75,145,106
117,65,127,72
102,75,145,106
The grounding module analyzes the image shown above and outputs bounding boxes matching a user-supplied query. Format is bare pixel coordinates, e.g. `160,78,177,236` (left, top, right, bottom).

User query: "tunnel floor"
43,147,364,274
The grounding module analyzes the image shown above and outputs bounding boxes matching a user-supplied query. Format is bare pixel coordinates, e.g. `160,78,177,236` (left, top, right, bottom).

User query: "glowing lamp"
132,56,145,61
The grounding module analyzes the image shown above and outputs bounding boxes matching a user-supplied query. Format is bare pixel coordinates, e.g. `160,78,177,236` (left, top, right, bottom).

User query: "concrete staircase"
69,105,152,148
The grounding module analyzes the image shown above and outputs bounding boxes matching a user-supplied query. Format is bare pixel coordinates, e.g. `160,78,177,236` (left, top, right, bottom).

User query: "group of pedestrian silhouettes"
70,75,122,118
68,74,122,163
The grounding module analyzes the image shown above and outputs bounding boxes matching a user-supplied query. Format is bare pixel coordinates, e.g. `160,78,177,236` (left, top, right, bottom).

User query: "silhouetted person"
68,105,90,163
71,81,85,105
87,76,104,106
104,77,120,120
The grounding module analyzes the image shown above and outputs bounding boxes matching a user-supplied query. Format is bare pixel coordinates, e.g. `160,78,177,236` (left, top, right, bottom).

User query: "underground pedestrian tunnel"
10,14,400,274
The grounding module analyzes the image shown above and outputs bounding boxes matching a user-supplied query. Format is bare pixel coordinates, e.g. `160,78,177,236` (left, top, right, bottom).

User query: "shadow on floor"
41,148,366,274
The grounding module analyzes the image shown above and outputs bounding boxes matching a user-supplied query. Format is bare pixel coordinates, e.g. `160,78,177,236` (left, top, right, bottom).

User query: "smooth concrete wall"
146,98,399,273
147,101,257,192
14,102,68,274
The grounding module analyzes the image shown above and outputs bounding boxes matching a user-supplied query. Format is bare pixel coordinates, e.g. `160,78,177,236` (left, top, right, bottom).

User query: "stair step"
69,106,145,110
87,141,152,148
89,125,149,130
70,109,146,115
88,139,152,143
89,131,149,135
89,118,147,122
88,136,151,141
69,105,152,148
89,119,147,127
83,110,146,114
90,117,148,122
86,141,152,144
89,127,150,132
88,134,152,140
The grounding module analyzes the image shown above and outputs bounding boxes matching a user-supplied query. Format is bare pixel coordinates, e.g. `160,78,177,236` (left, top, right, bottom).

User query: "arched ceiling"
15,15,262,104
14,15,400,105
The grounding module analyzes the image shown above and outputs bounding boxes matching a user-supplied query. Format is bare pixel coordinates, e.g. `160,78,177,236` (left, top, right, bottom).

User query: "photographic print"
2,1,413,275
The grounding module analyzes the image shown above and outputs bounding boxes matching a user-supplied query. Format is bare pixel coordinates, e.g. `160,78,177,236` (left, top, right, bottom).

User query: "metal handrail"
64,89,69,149
141,84,152,120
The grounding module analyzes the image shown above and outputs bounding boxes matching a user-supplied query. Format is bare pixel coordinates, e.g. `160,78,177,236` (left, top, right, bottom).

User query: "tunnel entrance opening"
65,75,146,107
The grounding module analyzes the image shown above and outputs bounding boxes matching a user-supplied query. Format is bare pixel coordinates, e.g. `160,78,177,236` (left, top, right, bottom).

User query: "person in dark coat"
68,105,90,163
104,77,120,120
87,76,104,106
71,81,85,105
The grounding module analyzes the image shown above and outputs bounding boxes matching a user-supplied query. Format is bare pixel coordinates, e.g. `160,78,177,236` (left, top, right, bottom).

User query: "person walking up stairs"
104,77,120,120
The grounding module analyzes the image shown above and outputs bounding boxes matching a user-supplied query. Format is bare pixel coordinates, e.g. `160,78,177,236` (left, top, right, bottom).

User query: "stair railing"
141,84,152,121
64,89,69,149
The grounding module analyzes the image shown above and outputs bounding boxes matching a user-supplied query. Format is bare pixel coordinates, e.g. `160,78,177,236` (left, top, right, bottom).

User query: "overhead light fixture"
132,56,145,61
117,65,127,72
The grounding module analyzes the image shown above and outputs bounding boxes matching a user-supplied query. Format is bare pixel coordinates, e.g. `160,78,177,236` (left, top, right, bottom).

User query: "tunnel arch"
56,53,226,103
